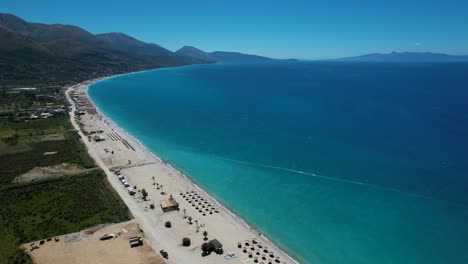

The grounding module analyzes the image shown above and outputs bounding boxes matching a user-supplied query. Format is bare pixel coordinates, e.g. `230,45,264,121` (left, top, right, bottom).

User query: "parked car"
99,234,116,241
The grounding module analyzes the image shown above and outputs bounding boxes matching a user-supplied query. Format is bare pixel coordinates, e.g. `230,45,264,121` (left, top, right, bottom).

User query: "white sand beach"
65,77,300,264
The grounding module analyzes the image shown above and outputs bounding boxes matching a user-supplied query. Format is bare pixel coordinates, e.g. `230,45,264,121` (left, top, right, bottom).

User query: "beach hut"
160,197,179,212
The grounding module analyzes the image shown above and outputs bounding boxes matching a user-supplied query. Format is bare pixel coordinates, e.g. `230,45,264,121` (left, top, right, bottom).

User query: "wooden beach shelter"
160,197,179,212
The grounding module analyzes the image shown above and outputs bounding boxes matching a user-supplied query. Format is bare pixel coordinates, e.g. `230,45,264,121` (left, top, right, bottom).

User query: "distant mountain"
0,12,287,87
209,51,274,62
0,13,194,85
336,52,468,62
175,46,217,63
175,46,275,63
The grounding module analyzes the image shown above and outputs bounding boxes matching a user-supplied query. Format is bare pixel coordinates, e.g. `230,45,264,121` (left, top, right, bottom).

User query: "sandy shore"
66,75,300,264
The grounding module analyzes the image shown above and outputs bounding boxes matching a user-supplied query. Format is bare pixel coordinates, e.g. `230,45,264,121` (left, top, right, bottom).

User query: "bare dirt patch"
22,221,164,264
13,163,97,183
35,133,66,142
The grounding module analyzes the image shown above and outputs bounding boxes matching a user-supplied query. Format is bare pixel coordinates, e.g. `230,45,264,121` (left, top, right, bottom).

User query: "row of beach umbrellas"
180,190,219,216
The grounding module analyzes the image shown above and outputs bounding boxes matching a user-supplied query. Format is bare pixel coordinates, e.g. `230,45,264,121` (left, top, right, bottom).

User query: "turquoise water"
90,62,468,264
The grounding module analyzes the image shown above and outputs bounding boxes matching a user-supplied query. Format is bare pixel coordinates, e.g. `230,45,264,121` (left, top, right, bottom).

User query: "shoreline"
67,68,302,264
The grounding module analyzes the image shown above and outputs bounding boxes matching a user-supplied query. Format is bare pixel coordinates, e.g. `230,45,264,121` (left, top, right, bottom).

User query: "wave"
213,155,468,210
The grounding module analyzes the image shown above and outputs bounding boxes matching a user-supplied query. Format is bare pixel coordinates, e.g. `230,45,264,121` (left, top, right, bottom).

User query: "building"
160,197,179,212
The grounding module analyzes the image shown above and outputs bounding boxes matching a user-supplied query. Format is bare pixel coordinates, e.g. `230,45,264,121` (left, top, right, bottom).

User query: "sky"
2,0,468,59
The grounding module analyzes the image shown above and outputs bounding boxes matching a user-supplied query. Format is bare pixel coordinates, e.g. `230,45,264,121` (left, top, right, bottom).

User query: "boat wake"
213,155,468,210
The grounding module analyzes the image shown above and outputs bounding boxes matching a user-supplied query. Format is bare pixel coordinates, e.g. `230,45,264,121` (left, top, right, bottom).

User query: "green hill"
0,13,194,86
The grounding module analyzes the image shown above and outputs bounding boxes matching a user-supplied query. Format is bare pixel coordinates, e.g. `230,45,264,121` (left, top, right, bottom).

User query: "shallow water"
90,62,468,264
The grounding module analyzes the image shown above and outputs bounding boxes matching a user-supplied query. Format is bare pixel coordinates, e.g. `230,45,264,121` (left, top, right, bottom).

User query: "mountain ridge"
0,13,193,85
175,45,276,63
175,46,218,63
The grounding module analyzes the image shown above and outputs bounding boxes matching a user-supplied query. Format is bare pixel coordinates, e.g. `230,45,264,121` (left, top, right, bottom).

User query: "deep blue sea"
90,62,468,264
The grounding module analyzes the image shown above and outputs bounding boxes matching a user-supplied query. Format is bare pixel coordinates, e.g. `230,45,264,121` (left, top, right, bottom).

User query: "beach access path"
65,80,299,264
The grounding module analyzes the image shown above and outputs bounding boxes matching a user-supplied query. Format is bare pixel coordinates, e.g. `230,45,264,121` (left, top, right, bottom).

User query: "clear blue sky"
2,0,468,59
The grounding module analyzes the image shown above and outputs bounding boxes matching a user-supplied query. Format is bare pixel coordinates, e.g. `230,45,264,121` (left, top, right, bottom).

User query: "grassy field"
0,171,129,242
0,115,129,263
0,171,129,263
0,139,89,186
0,117,66,138
0,117,94,186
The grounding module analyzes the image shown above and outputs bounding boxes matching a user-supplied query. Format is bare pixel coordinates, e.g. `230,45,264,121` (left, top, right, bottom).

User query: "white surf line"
213,156,468,210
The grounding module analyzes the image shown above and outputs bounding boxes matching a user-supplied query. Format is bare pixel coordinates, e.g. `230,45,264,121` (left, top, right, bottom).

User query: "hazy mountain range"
1,13,467,86
0,13,275,85
336,52,468,62
175,46,275,63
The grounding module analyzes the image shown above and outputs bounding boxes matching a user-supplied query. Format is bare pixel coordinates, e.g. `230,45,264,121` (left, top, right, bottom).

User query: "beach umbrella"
238,242,242,248
245,240,250,246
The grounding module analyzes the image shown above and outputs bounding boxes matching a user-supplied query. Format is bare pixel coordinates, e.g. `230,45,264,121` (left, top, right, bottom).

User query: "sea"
89,61,468,264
